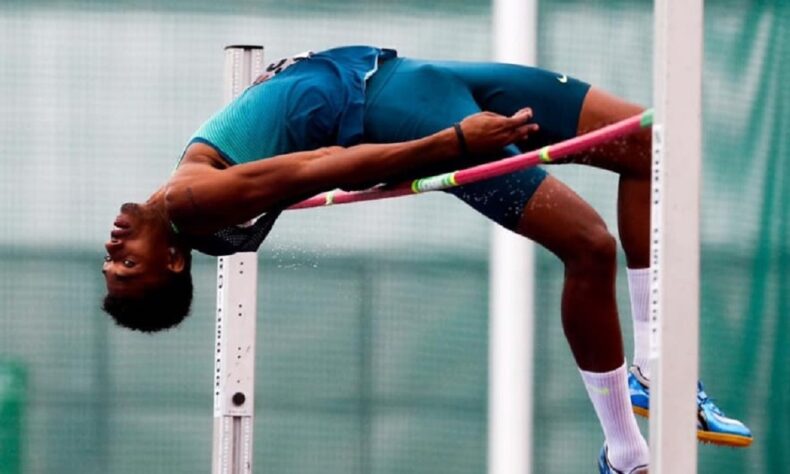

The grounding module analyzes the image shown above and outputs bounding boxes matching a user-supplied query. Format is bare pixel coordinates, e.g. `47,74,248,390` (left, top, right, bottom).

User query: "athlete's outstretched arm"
165,109,538,233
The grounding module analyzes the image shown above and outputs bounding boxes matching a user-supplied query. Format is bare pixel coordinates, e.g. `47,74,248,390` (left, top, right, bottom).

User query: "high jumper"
101,46,751,473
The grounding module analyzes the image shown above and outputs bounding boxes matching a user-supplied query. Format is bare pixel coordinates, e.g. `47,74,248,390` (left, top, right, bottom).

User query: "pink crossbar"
288,109,652,210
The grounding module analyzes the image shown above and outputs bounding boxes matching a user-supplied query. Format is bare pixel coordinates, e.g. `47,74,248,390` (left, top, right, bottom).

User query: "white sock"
627,267,651,379
580,362,649,471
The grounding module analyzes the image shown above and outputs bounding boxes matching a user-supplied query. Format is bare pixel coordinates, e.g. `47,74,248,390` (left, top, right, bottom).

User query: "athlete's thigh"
570,87,650,177
434,60,591,151
516,174,610,256
449,163,549,231
364,58,549,231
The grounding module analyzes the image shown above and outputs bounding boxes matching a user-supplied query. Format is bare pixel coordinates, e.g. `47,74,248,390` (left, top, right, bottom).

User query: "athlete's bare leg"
513,87,652,470
572,87,651,268
512,87,650,372
516,175,623,371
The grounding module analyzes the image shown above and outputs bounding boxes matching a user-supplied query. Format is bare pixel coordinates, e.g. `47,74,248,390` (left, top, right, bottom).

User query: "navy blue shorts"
364,57,590,230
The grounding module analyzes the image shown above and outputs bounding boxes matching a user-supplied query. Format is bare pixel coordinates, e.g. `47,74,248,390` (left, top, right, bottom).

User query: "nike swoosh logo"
557,74,568,83
587,385,610,396
708,410,744,428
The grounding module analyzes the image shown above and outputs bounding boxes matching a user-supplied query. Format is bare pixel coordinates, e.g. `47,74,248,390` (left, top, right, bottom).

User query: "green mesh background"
0,1,787,473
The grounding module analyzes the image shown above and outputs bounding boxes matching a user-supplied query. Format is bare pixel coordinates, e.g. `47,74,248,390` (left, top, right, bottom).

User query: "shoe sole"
632,407,753,448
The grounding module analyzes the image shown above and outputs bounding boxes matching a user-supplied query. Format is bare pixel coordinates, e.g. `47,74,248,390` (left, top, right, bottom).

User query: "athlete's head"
101,202,193,332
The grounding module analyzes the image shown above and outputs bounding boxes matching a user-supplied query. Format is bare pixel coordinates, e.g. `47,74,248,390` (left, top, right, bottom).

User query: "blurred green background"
0,0,787,473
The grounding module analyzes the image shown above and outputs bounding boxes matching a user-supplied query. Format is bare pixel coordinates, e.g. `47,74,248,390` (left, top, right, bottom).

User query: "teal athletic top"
187,45,397,165
177,46,396,256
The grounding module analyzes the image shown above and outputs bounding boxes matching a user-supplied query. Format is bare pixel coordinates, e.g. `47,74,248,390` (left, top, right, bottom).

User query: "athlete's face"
102,203,177,297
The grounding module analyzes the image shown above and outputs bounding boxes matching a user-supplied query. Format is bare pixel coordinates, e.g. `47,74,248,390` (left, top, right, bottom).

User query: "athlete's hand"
457,108,539,156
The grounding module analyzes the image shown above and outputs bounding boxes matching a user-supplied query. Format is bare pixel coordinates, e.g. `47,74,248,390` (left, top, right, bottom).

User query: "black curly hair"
102,255,193,333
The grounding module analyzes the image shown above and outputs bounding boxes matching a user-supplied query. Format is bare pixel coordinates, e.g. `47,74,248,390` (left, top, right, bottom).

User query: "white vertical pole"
650,0,702,472
212,45,265,474
488,1,537,473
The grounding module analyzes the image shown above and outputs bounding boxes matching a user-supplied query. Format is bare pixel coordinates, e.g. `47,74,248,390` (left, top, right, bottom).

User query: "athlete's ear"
166,247,187,273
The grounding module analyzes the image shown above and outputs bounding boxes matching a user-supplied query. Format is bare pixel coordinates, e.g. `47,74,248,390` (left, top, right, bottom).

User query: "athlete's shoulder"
179,142,230,169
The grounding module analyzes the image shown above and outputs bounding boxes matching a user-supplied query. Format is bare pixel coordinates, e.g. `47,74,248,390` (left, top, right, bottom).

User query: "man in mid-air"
102,46,751,473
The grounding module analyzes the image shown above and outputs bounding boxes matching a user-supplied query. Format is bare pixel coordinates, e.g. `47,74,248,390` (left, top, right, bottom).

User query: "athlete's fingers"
510,107,534,123
459,109,541,154
515,122,539,139
512,107,533,118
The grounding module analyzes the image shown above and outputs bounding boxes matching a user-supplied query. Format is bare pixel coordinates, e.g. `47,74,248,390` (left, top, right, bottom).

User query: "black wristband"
453,122,469,157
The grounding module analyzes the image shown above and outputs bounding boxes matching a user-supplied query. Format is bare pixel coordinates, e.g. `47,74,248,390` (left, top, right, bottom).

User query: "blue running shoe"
628,366,650,418
598,444,648,474
628,366,753,447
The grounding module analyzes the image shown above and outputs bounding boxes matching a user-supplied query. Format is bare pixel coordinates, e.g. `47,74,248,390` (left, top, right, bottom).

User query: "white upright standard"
650,0,702,472
488,1,537,474
212,45,265,474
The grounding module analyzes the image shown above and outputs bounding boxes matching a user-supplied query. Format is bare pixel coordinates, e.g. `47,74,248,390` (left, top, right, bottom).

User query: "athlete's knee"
562,223,617,274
